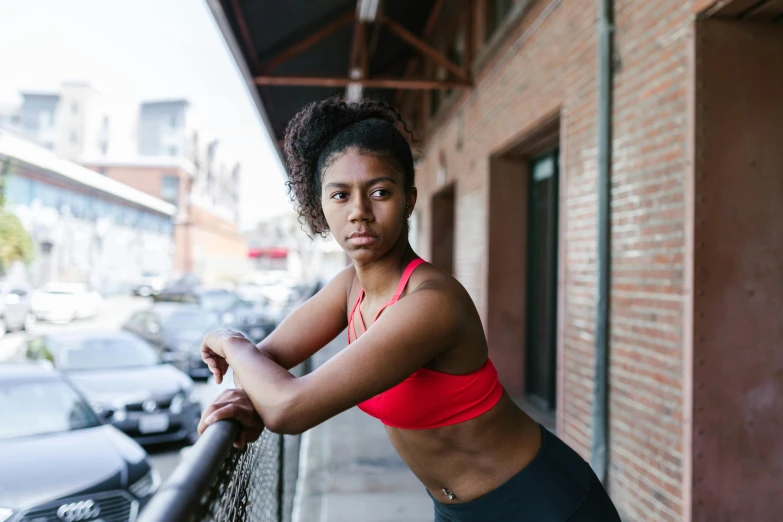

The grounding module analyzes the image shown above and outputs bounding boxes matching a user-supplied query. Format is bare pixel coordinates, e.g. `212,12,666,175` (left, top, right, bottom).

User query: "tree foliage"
0,159,35,271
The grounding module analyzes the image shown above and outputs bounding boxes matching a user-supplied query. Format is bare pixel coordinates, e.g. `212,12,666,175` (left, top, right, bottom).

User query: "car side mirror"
147,323,161,335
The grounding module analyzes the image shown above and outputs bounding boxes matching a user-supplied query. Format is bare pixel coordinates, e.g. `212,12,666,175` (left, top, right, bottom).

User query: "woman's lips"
347,235,379,246
347,232,379,246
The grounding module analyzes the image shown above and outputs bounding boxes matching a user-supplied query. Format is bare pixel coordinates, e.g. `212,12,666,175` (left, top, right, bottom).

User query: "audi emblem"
142,399,157,413
56,499,101,522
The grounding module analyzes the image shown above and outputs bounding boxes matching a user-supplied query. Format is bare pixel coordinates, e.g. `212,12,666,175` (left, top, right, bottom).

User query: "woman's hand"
201,329,248,384
197,388,265,449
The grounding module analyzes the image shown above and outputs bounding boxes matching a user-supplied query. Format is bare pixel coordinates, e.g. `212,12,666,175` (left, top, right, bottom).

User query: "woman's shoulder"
409,261,472,304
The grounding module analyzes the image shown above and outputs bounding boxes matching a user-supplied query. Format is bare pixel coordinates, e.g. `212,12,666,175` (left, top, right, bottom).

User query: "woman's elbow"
263,408,309,435
261,389,311,435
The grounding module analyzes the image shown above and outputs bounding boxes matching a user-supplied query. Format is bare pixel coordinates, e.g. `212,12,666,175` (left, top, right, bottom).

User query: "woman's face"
321,148,416,263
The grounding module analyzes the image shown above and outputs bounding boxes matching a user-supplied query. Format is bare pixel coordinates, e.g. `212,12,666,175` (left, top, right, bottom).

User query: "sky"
0,0,291,229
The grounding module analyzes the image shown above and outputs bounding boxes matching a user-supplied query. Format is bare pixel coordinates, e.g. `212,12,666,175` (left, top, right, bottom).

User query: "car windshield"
0,380,101,440
54,336,160,370
159,308,219,331
198,291,239,312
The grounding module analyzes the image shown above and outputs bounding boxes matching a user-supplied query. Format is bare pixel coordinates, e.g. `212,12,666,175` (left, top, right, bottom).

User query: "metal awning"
208,0,472,157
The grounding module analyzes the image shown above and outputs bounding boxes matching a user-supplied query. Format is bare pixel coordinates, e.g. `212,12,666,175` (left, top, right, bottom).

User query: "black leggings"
430,426,622,521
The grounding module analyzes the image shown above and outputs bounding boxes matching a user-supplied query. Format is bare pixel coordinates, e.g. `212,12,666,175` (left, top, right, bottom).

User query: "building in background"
137,100,194,158
0,129,175,294
0,85,250,285
83,98,247,284
11,83,109,162
246,211,347,283
212,0,783,520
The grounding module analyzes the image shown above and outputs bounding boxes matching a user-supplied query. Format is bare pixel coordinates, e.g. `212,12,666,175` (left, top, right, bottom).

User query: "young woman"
198,98,621,521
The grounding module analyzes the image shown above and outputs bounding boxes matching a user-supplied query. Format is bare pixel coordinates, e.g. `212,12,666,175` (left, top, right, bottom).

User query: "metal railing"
138,360,309,522
139,283,321,522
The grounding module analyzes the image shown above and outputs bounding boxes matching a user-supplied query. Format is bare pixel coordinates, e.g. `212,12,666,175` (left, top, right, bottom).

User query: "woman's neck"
353,240,417,298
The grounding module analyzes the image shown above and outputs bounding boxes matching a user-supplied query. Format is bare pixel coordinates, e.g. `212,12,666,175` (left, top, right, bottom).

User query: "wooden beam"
263,11,354,72
396,0,445,105
230,0,259,67
379,13,468,82
254,75,470,90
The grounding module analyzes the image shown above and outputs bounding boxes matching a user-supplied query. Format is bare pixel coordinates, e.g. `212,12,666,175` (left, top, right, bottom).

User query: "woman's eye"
371,189,390,197
331,192,348,200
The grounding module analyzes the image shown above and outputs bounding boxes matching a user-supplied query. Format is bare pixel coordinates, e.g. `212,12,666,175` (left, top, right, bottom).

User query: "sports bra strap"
349,258,426,340
372,258,425,322
390,258,426,304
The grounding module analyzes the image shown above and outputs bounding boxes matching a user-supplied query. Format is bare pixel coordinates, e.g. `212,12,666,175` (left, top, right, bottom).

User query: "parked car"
31,283,102,324
131,272,167,297
122,303,221,380
0,363,159,522
154,287,276,344
220,298,277,344
0,280,36,338
25,330,202,445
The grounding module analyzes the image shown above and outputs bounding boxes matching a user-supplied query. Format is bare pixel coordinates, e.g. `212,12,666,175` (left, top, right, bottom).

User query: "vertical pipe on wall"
592,0,614,485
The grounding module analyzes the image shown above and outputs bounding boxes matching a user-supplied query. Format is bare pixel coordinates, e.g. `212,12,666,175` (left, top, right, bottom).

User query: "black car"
0,363,158,522
218,296,277,344
25,330,202,445
122,303,221,380
153,288,276,344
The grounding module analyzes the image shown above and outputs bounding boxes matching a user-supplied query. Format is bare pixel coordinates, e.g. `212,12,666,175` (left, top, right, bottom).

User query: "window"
525,149,560,411
485,0,515,41
71,102,79,115
161,175,180,205
70,130,78,144
168,146,178,157
170,113,178,127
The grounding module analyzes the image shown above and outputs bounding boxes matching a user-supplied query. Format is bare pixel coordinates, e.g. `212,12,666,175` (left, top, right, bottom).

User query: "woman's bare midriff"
385,392,543,504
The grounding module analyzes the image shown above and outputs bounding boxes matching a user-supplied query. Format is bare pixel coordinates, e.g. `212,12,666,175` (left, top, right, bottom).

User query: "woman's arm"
209,281,463,435
253,266,353,371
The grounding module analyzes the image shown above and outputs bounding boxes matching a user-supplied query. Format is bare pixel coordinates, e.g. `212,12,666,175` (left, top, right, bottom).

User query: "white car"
31,283,103,324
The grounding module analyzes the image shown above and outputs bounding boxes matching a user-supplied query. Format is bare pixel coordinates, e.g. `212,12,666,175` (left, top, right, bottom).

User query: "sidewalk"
293,334,433,522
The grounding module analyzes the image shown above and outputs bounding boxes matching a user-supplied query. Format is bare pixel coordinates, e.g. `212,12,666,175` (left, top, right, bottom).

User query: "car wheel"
23,313,37,331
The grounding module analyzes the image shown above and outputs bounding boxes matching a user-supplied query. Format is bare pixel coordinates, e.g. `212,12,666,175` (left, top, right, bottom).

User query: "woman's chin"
347,245,383,263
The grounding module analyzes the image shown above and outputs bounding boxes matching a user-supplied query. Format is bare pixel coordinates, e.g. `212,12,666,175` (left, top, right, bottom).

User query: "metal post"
592,0,614,485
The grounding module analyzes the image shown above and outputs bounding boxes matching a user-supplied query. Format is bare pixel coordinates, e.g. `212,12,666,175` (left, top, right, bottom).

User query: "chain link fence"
139,359,310,522
138,282,322,522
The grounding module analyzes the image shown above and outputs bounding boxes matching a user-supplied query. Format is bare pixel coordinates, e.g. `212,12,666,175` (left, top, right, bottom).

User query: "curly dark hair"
283,96,417,236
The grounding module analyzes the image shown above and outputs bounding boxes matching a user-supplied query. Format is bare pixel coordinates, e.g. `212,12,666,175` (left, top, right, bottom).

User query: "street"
0,294,233,482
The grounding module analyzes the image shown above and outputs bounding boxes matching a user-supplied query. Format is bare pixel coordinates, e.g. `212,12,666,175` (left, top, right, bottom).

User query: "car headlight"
113,405,128,422
89,400,106,416
0,508,14,522
169,392,185,414
221,312,235,324
89,400,127,421
129,468,160,498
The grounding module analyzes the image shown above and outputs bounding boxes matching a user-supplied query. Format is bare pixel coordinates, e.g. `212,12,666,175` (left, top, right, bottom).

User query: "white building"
0,129,176,294
14,83,109,162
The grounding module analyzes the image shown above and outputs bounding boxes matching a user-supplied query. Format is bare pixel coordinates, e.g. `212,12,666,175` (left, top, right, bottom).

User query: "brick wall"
413,1,699,520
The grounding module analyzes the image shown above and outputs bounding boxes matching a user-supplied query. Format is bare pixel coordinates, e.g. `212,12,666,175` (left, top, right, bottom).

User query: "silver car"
0,281,36,338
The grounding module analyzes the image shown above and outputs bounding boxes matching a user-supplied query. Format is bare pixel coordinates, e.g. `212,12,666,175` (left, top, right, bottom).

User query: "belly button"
442,488,457,500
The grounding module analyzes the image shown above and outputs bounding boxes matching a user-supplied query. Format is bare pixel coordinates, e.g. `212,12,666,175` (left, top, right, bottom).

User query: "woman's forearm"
224,337,300,432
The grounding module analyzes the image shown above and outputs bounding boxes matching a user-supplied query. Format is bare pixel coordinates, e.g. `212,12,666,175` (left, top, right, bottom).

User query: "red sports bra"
349,258,503,430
